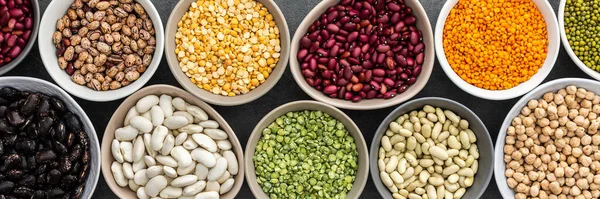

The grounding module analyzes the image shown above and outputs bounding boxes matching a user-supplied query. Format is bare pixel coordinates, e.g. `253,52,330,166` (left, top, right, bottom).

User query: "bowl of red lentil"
164,0,290,106
435,0,560,100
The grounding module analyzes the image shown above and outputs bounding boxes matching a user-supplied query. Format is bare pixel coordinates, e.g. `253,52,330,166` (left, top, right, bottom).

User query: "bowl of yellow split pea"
165,0,290,106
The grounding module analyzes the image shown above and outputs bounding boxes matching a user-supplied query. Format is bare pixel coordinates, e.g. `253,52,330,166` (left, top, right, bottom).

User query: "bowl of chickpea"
164,0,290,106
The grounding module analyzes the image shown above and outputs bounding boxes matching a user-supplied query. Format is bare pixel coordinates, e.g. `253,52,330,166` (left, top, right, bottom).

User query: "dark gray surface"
14,0,577,198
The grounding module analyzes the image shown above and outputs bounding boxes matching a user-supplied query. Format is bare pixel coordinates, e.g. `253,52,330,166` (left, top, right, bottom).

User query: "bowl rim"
100,84,245,199
289,0,435,110
493,78,600,198
434,0,560,100
0,76,101,199
0,0,40,76
38,0,165,102
164,0,291,106
369,97,494,199
244,100,369,198
557,0,600,81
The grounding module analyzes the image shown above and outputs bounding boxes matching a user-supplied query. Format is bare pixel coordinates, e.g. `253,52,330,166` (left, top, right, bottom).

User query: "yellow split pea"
175,0,281,96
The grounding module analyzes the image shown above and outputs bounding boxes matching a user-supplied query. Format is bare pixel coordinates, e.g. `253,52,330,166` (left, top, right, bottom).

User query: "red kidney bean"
298,0,425,102
8,45,20,58
0,0,34,67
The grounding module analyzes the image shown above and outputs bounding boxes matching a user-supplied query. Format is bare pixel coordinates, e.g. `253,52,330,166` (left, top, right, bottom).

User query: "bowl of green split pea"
244,100,369,198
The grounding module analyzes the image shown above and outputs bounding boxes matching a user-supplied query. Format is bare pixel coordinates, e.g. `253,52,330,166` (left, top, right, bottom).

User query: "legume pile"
504,86,600,199
111,94,238,198
253,110,358,198
175,0,281,97
53,0,157,91
298,0,425,102
565,0,600,71
0,87,91,198
443,0,548,90
0,0,34,67
379,105,479,199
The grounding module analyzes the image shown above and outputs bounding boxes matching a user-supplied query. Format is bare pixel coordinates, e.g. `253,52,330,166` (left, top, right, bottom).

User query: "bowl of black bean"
0,76,100,199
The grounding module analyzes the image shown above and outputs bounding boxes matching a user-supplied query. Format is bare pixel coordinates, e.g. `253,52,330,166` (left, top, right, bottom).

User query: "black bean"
0,88,18,101
61,175,76,188
5,154,21,168
6,111,24,127
32,190,46,199
18,175,35,186
68,144,82,161
6,170,23,181
0,106,7,116
49,97,66,113
14,139,36,154
0,140,3,155
52,141,68,155
63,113,81,132
8,99,24,110
13,187,33,197
37,98,51,117
21,93,40,116
47,188,64,197
35,150,56,164
65,132,75,148
54,121,66,142
47,169,61,185
0,182,14,194
0,120,15,135
58,157,71,173
26,156,36,171
37,117,54,135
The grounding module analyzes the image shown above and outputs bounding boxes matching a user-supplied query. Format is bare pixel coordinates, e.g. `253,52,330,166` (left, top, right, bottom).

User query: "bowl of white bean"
100,84,244,199
495,78,600,199
370,97,493,199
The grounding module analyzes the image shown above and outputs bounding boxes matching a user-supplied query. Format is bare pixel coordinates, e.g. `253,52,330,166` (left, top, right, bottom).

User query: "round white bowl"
558,0,600,81
494,78,599,199
290,0,435,110
435,0,560,100
0,76,101,199
38,0,165,102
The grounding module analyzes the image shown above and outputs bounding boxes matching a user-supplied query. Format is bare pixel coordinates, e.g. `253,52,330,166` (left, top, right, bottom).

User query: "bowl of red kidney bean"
0,0,40,75
290,0,434,110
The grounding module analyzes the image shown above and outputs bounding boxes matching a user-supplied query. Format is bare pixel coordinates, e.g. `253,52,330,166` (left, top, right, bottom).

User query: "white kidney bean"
112,162,128,187
161,134,175,156
115,126,139,141
132,158,147,172
145,175,168,197
156,155,178,168
143,134,156,157
144,155,156,167
178,162,196,175
134,169,149,185
130,116,153,133
179,124,204,134
186,105,209,121
146,166,164,178
171,146,193,167
123,162,135,179
136,95,159,113
125,107,139,126
223,150,238,175
151,106,165,126
219,178,234,194
183,181,206,196
164,166,178,178
112,139,124,163
216,171,230,184
192,134,218,152
133,136,145,162
204,129,228,140
207,157,227,181
151,126,168,151
194,191,219,199
176,133,188,145
196,164,209,180
217,140,232,150
172,97,187,111
141,111,152,121
137,187,150,199
120,141,133,162
191,148,216,168
171,175,198,188
173,111,193,123
159,95,174,117
164,116,189,129
184,137,200,150
160,186,183,198
199,120,219,129
205,181,220,192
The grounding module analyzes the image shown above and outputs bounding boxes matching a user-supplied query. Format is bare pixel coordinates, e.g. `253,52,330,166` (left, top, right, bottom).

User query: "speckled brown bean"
125,71,139,81
72,73,85,85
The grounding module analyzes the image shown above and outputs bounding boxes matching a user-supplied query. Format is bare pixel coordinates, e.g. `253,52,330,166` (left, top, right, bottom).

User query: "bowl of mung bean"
435,0,560,100
38,0,165,102
289,0,435,110
370,97,494,199
495,78,600,199
164,0,290,106
244,100,369,199
559,0,600,81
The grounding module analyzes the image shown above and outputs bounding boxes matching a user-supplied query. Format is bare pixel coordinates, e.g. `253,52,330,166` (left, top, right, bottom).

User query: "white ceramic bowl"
435,0,560,100
558,0,600,81
38,0,164,102
494,78,599,198
0,76,101,199
290,0,435,110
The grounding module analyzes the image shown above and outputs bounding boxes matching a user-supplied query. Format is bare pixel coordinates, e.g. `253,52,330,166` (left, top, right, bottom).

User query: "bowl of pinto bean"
290,0,434,110
0,0,40,75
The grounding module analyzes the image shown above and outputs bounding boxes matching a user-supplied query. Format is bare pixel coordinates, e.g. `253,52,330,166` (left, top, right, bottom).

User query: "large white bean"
130,116,153,133
204,129,228,140
174,111,194,123
177,162,196,175
164,116,189,129
195,164,209,180
381,171,393,187
111,162,128,187
183,180,206,196
161,134,175,156
145,175,168,197
199,120,219,129
223,150,238,175
141,111,152,120
175,132,188,145
179,124,203,134
183,137,199,150
144,155,156,167
137,187,150,199
159,95,174,117
132,158,147,172
205,181,220,192
164,166,178,178
156,155,178,168
172,175,198,187
171,146,193,168
125,107,139,126
429,146,448,161
207,157,227,181
120,141,133,162
129,181,140,193
194,191,219,199
134,169,149,185
146,166,164,178
172,97,187,111
122,162,134,179
217,140,232,150
115,126,139,141
151,126,169,151
216,171,231,184
151,106,165,127
220,178,234,194
190,148,216,168
111,139,124,163
186,105,208,121
160,186,183,198
132,136,145,162
143,134,156,157
137,95,159,113
192,134,217,152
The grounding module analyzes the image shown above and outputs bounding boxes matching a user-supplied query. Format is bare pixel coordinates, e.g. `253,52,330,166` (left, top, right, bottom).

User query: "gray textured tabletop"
15,0,579,198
